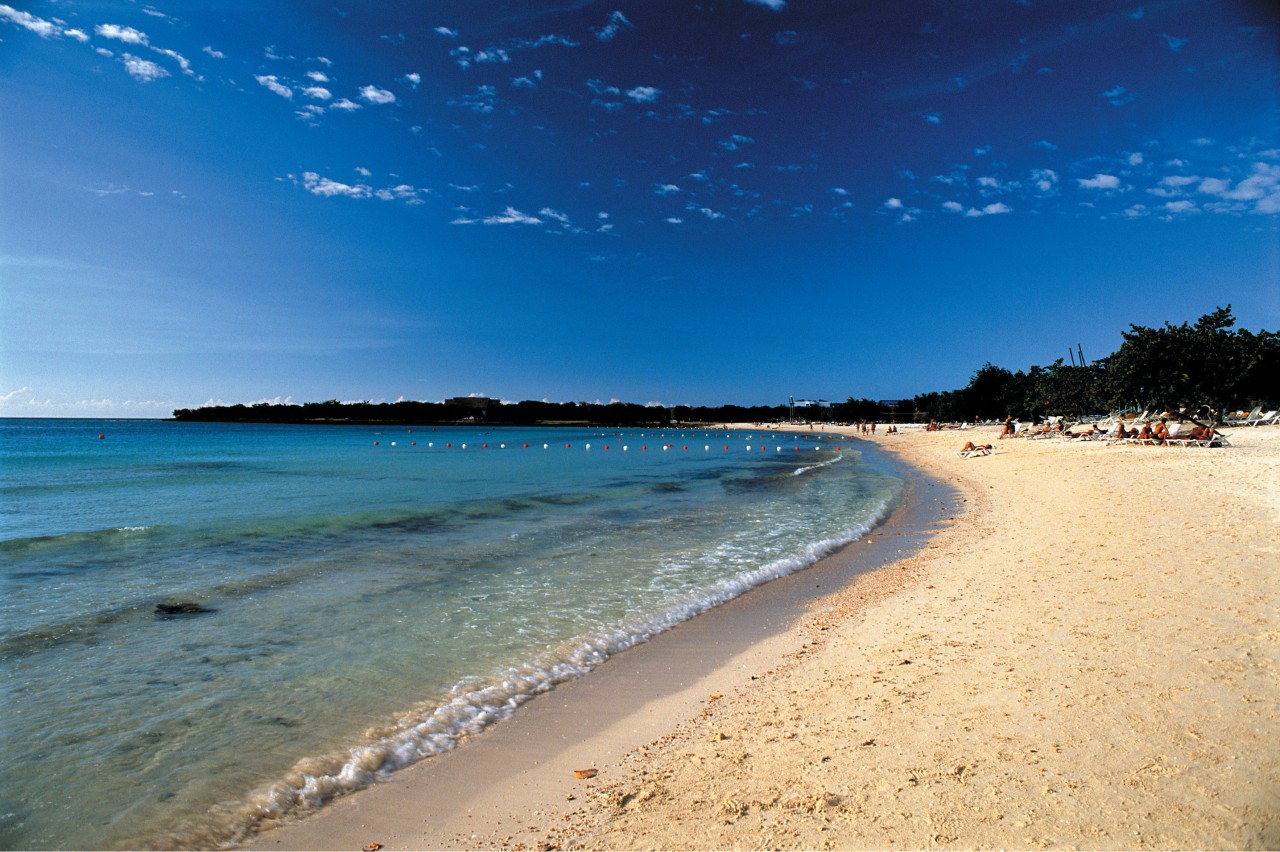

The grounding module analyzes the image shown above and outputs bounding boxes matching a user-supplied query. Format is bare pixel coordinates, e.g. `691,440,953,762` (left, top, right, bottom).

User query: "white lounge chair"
1224,406,1261,426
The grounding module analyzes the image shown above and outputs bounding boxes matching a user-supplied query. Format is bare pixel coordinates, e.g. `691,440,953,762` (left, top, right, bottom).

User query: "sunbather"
999,416,1015,439
959,441,993,455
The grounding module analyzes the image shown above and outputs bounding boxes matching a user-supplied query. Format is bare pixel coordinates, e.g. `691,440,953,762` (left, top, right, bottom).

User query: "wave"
148,495,893,850
0,524,160,559
794,451,845,476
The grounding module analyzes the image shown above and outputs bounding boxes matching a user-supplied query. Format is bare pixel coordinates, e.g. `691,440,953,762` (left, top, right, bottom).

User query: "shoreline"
252,425,1279,851
248,436,951,851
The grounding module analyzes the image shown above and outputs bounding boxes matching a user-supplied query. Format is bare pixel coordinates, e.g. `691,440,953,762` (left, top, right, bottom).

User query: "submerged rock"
155,602,216,617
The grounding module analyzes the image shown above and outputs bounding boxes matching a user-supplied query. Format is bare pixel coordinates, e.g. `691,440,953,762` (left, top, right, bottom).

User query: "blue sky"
2,0,1277,416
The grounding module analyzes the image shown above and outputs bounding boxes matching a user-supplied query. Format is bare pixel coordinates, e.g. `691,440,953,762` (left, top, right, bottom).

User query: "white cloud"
1197,162,1280,213
1163,200,1197,213
355,167,372,177
884,197,904,209
203,45,225,59
1032,139,1059,151
121,54,168,82
1078,173,1121,190
302,86,332,100
330,98,361,111
256,74,293,99
1127,152,1144,166
360,85,396,104
594,11,634,41
1029,168,1058,192
96,23,149,45
64,28,89,42
0,5,58,37
974,145,992,156
402,72,421,89
435,26,458,38
375,185,424,204
665,217,684,224
655,184,680,195
301,172,371,198
306,70,329,82
941,200,964,213
0,386,32,402
154,47,194,77
688,204,726,220
1197,177,1230,195
1100,85,1135,106
482,207,541,225
626,86,661,103
1161,34,1188,52
718,134,754,151
747,0,787,11
980,201,1012,215
922,111,942,125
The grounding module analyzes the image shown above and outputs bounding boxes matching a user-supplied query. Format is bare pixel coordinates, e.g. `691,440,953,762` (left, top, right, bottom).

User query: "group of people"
1114,418,1217,444
997,413,1218,445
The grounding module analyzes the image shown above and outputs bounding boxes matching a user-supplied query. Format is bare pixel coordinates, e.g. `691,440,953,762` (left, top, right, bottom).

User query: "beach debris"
155,602,216,617
707,692,723,702
362,844,382,851
573,768,598,779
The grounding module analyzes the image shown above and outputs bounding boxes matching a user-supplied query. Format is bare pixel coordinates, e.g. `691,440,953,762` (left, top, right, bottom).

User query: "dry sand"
253,425,1278,851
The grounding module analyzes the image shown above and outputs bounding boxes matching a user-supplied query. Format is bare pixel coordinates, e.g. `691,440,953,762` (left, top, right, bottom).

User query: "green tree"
1105,306,1274,421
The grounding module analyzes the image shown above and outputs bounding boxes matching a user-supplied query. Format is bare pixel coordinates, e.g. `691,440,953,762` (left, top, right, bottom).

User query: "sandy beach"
253,424,1278,851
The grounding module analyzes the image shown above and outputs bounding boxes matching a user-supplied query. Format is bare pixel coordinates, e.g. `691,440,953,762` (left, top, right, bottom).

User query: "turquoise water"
0,418,904,850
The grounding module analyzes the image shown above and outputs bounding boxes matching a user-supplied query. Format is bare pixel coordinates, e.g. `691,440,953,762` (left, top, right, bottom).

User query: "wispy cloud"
256,74,293,99
594,11,634,41
1100,85,1135,106
293,172,425,204
359,85,396,105
96,23,149,45
122,54,168,82
1078,173,1122,190
0,4,58,37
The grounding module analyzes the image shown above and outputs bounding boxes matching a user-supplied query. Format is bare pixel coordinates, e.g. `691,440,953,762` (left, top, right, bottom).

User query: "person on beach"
961,441,992,452
1000,416,1015,439
1136,422,1154,441
1153,419,1170,441
1065,424,1099,439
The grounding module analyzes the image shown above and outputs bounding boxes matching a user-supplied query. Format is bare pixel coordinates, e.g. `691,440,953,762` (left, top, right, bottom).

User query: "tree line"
173,307,1277,427
907,307,1277,423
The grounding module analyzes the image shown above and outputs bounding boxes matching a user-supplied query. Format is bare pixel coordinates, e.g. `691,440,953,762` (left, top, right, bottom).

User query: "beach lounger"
957,445,993,458
1249,410,1278,427
1224,406,1261,426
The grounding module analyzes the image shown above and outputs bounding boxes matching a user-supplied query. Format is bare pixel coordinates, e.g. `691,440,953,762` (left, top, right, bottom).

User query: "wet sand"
252,425,1279,850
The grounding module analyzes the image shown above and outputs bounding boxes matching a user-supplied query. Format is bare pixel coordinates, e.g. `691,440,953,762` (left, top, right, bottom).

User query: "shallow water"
0,418,903,849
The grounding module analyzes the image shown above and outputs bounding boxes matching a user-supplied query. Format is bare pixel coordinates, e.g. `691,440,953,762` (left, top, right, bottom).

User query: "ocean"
0,418,905,850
